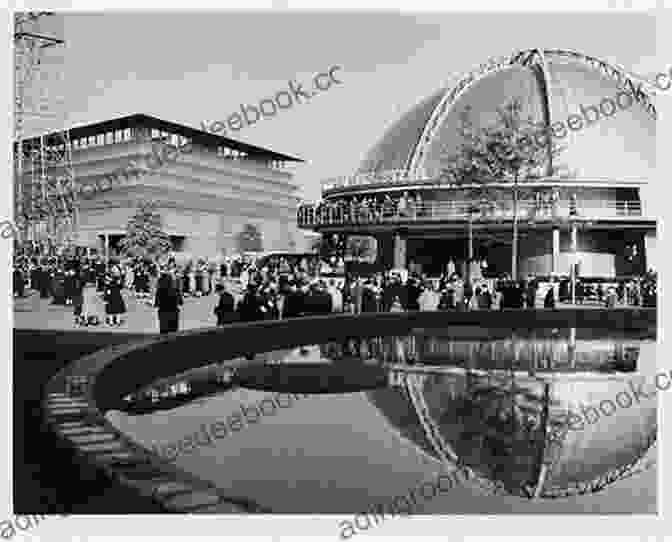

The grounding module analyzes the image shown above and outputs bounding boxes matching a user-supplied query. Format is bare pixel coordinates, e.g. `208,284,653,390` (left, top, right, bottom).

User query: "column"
393,232,407,269
551,227,560,275
568,327,576,369
644,231,657,273
570,223,578,303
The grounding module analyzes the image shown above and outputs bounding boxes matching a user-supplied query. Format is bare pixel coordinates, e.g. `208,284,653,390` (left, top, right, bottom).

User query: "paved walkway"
13,284,245,334
13,285,639,334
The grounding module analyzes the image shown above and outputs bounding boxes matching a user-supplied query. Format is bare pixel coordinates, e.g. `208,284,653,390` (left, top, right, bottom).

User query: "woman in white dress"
125,264,135,292
81,282,101,326
188,267,196,295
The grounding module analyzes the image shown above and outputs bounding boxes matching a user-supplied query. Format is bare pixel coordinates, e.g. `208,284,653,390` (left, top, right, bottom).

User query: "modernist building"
298,49,657,279
16,114,304,259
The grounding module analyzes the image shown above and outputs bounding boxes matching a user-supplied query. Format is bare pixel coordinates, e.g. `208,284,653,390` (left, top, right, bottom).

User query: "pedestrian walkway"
13,285,243,334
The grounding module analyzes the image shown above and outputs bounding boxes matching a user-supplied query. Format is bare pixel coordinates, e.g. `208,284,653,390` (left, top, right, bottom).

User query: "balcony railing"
321,169,435,191
297,199,643,227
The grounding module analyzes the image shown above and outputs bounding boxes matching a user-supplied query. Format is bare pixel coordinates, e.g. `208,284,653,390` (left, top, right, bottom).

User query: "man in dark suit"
214,283,237,326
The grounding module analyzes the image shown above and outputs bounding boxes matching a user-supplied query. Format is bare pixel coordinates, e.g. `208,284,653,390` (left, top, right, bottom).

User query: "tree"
236,223,263,253
118,200,173,259
441,99,567,279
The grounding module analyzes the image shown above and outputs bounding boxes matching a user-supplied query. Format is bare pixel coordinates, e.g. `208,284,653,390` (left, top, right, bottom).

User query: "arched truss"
403,371,657,499
541,430,657,499
403,372,510,497
407,47,658,178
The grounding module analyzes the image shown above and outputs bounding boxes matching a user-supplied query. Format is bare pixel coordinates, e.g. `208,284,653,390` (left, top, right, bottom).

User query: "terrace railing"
297,199,643,227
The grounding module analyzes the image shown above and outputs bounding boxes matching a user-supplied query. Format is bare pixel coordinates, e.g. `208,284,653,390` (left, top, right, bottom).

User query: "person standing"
95,258,106,292
195,262,204,297
526,279,537,309
13,265,25,298
419,282,440,311
327,279,343,313
155,272,183,333
64,268,75,306
72,269,85,326
544,285,556,309
206,263,215,295
104,266,127,326
213,282,236,326
81,276,101,326
351,278,364,315
188,265,197,297
478,285,493,310
238,283,264,322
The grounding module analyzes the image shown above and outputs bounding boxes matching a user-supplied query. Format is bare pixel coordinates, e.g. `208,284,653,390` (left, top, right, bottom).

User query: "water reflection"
117,327,656,500
362,328,656,499
369,366,656,499
120,365,236,415
320,327,645,373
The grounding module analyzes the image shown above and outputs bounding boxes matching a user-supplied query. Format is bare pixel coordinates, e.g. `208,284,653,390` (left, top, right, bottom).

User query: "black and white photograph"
5,4,665,541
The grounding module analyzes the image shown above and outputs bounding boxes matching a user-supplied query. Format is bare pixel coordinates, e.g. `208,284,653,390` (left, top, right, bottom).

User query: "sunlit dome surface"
358,49,656,184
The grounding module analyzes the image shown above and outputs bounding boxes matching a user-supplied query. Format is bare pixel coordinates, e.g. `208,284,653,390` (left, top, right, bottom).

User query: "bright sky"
30,11,658,203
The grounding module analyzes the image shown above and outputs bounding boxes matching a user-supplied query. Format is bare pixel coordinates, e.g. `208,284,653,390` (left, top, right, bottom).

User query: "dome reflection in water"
357,327,657,499
117,326,656,506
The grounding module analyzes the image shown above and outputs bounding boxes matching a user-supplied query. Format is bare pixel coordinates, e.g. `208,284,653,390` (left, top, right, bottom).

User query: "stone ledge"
41,309,656,513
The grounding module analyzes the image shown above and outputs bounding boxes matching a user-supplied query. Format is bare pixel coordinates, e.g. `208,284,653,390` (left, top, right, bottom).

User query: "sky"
25,10,658,203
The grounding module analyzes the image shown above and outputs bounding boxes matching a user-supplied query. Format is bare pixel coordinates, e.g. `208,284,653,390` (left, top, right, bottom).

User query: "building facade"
298,49,658,279
17,114,304,259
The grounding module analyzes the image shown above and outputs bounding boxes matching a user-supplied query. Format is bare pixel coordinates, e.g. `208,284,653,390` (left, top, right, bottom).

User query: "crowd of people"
12,250,657,335
297,191,427,225
297,188,574,225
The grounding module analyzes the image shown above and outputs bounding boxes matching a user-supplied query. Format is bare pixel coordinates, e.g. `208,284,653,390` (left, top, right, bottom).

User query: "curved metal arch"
403,371,657,500
407,47,657,178
404,373,454,465
403,372,510,497
541,430,657,499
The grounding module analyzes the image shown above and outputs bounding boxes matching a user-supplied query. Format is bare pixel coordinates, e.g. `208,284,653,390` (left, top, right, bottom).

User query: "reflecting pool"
107,327,657,514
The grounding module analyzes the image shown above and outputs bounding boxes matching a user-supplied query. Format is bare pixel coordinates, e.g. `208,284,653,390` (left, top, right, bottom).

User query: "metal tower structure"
14,11,77,252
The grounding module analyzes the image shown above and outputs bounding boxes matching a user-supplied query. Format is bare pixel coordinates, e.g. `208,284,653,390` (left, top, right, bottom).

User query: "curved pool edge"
42,337,270,514
41,308,657,511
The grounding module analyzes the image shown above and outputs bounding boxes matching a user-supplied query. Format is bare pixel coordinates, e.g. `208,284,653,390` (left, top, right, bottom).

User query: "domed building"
298,48,657,279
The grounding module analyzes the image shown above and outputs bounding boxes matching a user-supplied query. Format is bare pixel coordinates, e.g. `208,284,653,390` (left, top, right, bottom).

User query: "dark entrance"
407,235,513,278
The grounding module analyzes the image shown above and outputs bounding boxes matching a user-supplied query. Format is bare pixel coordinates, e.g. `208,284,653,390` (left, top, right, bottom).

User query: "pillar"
570,223,578,303
551,227,560,275
568,326,576,369
644,231,657,273
393,232,407,269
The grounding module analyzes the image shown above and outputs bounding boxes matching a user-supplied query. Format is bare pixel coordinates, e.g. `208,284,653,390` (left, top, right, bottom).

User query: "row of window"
69,128,287,169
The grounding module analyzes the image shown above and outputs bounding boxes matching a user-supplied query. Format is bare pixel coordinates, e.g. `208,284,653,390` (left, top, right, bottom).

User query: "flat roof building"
17,113,305,259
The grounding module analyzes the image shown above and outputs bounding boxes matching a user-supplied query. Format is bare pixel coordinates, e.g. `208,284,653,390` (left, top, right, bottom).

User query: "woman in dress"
182,264,191,296
104,266,127,326
188,265,197,297
195,262,204,296
81,277,101,326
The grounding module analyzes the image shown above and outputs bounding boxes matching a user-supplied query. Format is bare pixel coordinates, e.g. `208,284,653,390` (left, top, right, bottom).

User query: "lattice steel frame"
14,11,76,246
